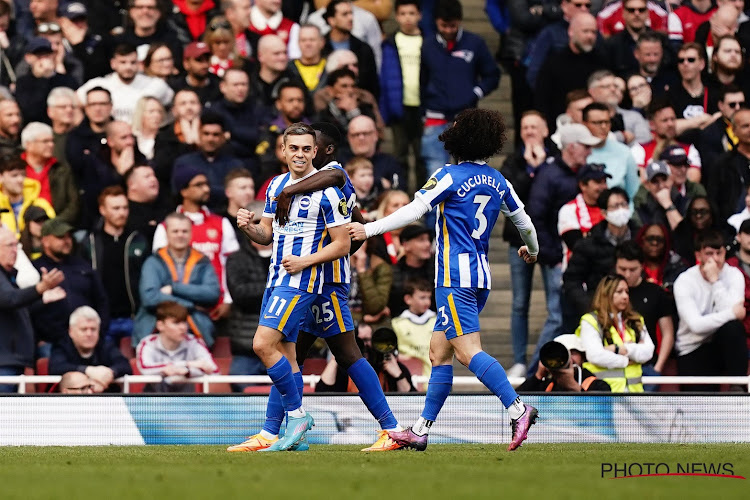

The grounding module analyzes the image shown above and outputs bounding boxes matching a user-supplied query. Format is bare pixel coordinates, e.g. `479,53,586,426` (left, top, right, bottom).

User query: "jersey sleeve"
320,187,352,228
415,168,455,209
557,202,580,236
499,180,524,217
262,177,276,218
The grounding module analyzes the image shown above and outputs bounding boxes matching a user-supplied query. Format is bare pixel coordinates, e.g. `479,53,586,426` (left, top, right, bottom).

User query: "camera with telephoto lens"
540,341,570,370
369,327,399,367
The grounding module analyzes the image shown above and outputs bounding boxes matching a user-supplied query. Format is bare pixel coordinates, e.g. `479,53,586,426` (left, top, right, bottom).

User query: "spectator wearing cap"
21,19,86,87
168,0,223,44
171,111,245,209
630,100,702,182
708,108,750,222
168,41,222,105
0,155,56,237
76,43,175,125
58,2,111,82
388,223,435,317
33,218,110,350
0,225,65,393
558,163,610,268
20,205,49,261
614,240,676,390
20,122,79,226
563,187,639,321
583,102,641,200
152,167,239,324
674,228,748,391
133,213,220,348
727,219,750,349
525,124,601,374
633,151,707,231
516,334,612,392
14,37,77,125
81,186,148,343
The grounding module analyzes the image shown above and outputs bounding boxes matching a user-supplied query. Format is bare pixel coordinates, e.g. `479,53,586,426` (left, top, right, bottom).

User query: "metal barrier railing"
0,375,748,393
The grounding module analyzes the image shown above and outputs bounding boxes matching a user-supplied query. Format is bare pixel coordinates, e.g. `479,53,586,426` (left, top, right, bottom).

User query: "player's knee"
252,336,273,360
454,351,473,367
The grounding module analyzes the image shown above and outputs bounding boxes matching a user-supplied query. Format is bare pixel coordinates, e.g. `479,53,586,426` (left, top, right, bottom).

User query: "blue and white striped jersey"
319,161,357,284
416,162,523,289
263,170,352,293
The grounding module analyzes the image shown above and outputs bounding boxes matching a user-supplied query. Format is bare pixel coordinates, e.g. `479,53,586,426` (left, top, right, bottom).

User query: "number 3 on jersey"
471,195,491,239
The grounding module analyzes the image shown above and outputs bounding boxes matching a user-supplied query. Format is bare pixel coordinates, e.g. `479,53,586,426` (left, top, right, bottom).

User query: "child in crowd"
346,156,379,217
391,278,435,378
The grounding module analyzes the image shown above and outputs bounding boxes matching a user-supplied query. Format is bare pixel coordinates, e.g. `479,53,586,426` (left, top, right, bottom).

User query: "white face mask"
605,207,632,228
257,248,272,258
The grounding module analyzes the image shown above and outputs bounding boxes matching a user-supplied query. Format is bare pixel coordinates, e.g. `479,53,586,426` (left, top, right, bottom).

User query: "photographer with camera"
316,324,416,393
517,334,611,392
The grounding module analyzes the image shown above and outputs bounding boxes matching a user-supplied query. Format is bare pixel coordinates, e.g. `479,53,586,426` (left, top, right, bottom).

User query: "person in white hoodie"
673,229,748,391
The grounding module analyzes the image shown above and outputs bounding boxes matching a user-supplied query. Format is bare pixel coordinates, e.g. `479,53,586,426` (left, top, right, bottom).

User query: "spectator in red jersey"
169,0,222,44
248,0,300,59
674,0,716,43
597,0,668,38
223,0,260,62
204,16,245,77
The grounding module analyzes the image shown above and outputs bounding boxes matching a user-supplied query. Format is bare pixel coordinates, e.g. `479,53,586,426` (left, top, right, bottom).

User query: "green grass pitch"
1,444,748,499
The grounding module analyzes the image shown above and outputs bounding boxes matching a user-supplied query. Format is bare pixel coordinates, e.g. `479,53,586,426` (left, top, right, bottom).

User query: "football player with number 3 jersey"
349,109,541,451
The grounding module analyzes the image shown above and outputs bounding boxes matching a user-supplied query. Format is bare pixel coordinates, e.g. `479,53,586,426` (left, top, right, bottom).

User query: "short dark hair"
695,229,725,251
326,67,356,86
598,186,630,210
86,86,111,102
200,110,227,130
276,80,307,100
435,0,462,21
636,32,663,48
439,108,506,162
521,110,547,123
582,102,610,122
97,185,126,207
0,155,27,174
615,240,644,263
0,1,11,18
283,122,316,144
123,164,153,188
156,301,189,322
224,167,253,188
646,97,675,120
566,89,591,107
395,0,421,11
720,83,744,102
404,278,432,296
325,0,350,20
678,42,706,61
112,43,137,58
312,121,342,149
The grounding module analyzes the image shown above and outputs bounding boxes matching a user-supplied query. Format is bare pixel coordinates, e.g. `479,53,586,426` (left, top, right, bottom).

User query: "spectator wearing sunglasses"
597,0,669,38
696,84,745,174
666,42,719,137
635,222,687,291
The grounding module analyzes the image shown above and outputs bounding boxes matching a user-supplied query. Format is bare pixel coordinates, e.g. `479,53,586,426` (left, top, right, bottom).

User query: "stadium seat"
127,358,146,393
35,358,49,393
211,336,231,358
243,385,272,394
119,337,135,359
659,358,679,392
23,366,36,393
209,357,233,393
399,357,424,390
302,358,327,375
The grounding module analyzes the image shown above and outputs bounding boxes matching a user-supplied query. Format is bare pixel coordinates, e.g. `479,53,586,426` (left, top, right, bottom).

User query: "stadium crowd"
0,0,747,394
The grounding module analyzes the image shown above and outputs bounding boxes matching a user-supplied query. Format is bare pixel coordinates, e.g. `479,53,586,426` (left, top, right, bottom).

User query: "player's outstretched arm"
282,225,351,274
508,208,539,264
348,197,430,241
236,208,273,245
275,169,347,225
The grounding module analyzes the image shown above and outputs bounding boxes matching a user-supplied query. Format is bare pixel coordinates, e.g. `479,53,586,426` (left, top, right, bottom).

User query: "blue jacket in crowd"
378,34,405,125
420,29,500,120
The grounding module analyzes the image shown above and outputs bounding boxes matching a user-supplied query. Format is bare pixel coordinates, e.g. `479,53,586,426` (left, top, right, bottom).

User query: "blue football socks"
347,358,399,430
421,364,453,421
468,351,518,408
262,366,306,436
266,357,302,411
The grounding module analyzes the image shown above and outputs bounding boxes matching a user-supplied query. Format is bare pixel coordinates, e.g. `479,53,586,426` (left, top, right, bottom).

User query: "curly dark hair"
438,108,507,162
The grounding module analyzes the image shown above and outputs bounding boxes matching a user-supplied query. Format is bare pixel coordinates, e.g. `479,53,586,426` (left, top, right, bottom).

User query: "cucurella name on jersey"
416,162,524,290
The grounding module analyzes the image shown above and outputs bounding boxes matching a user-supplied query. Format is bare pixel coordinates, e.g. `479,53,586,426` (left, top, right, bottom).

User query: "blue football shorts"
302,283,355,338
258,286,318,342
434,286,490,340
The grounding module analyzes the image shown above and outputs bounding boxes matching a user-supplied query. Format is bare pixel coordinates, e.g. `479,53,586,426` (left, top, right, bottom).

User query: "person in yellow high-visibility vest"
575,274,655,392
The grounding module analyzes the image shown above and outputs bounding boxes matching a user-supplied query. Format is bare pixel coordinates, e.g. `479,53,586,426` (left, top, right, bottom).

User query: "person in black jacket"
707,107,750,223
49,305,131,393
33,219,110,352
500,110,559,377
563,187,639,324
0,226,64,392
81,186,148,343
59,2,113,82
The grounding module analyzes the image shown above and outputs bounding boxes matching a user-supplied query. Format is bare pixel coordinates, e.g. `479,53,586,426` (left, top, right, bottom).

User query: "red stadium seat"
659,358,679,392
243,385,272,394
35,358,49,393
209,357,233,393
127,358,146,393
211,336,231,358
399,357,425,390
301,358,327,375
23,366,36,393
120,337,135,359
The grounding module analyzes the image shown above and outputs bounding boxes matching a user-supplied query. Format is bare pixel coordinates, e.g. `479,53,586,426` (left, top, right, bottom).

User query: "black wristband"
666,204,677,212
614,345,620,355
394,372,407,381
